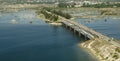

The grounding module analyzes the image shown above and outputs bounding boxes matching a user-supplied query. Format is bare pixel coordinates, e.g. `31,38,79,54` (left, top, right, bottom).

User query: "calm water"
0,10,97,61
75,17,120,40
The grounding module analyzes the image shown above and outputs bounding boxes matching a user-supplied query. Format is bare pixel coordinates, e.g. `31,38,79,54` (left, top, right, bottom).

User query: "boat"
11,19,17,24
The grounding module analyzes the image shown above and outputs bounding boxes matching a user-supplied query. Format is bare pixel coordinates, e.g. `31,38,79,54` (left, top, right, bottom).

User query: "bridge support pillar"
69,27,72,31
85,35,87,40
66,25,68,28
74,29,77,34
78,32,81,37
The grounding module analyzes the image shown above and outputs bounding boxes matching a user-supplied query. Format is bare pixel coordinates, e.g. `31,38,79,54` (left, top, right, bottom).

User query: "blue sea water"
0,10,97,61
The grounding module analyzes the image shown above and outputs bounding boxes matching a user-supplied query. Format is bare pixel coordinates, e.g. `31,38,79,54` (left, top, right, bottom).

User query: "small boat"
104,19,107,22
86,18,92,23
87,20,91,23
29,21,33,24
11,19,17,24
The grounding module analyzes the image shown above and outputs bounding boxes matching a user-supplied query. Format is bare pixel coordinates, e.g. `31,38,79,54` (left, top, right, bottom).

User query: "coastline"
37,14,62,26
80,38,120,61
79,42,101,61
73,15,120,19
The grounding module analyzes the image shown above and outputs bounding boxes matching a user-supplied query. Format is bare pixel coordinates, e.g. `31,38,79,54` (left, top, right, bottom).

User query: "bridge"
40,8,120,47
61,19,110,40
61,19,120,47
44,10,110,40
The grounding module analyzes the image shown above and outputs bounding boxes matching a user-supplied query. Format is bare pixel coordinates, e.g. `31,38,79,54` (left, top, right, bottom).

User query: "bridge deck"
61,19,120,47
62,19,110,40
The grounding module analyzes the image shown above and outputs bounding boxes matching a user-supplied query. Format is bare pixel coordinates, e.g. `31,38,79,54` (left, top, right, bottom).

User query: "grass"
112,53,119,59
115,47,120,53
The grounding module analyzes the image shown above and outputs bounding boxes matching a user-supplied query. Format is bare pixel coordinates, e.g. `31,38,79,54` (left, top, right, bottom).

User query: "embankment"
80,38,120,61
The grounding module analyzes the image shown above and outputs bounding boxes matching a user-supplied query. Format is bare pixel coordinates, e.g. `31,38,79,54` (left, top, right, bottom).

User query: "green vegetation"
51,10,72,19
100,10,118,15
36,7,72,23
112,53,119,59
115,47,120,53
37,9,58,22
82,3,120,8
42,7,72,19
58,3,75,8
101,10,108,15
0,0,55,4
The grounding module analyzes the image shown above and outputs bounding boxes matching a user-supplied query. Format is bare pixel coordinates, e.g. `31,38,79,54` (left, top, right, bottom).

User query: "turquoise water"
75,17,120,40
0,10,97,61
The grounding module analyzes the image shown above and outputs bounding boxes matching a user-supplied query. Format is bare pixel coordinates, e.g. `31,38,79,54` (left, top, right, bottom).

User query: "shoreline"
79,43,101,61
49,22,62,26
73,15,120,19
80,38,120,61
37,14,62,26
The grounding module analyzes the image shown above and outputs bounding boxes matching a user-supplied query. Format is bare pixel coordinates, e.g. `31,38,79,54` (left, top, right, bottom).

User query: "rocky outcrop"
80,38,120,61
